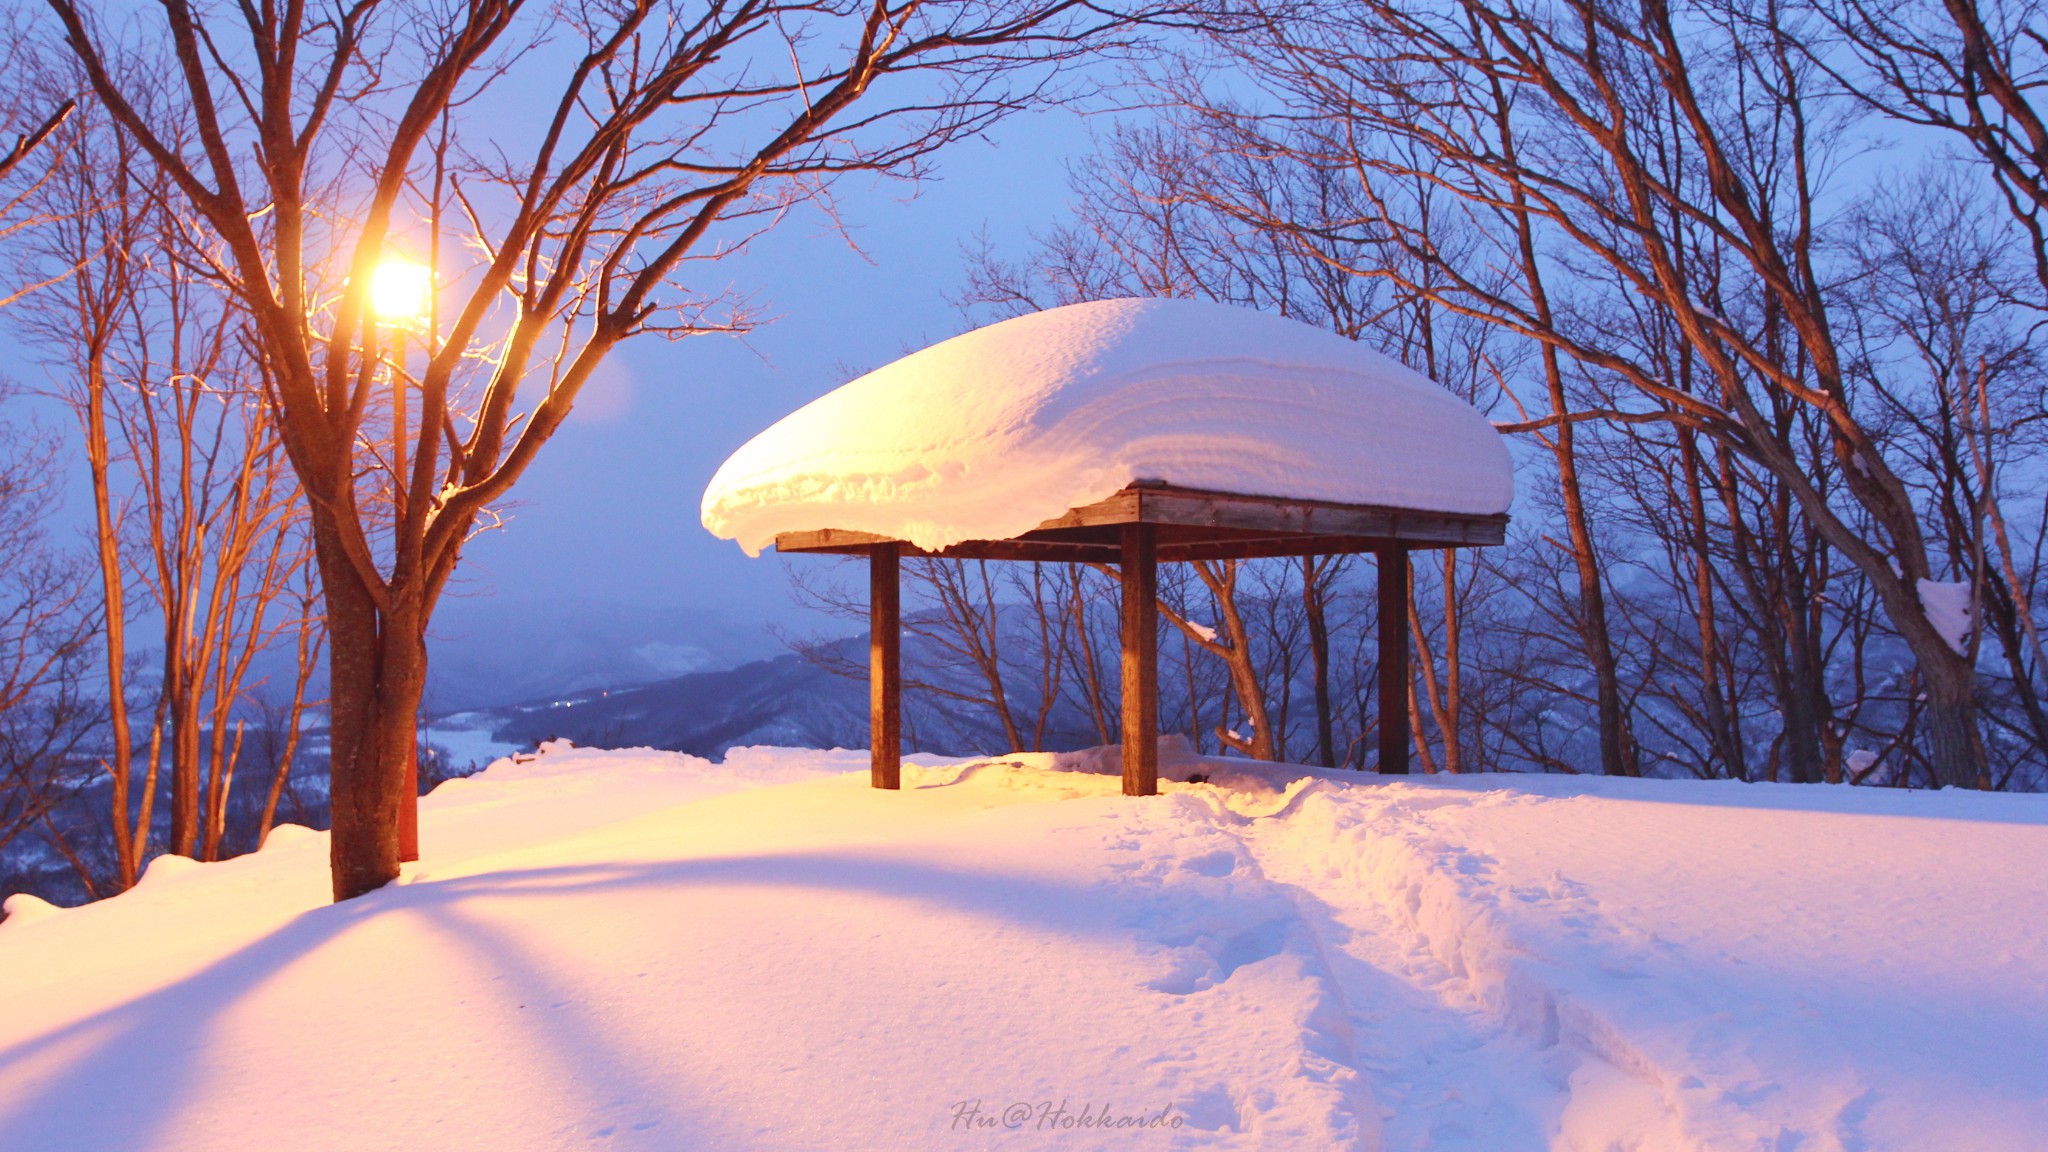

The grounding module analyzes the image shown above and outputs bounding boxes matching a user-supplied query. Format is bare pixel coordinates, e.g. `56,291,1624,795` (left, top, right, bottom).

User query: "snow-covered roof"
701,297,1514,556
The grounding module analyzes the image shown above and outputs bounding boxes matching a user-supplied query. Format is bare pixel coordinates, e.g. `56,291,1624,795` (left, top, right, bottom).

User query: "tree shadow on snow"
0,848,1180,1149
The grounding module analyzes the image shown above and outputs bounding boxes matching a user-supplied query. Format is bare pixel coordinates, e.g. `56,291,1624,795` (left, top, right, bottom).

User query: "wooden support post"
1120,523,1159,797
871,542,902,789
1377,546,1411,775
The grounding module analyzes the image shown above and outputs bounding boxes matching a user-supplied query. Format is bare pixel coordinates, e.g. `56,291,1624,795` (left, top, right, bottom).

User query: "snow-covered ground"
2,746,2043,1151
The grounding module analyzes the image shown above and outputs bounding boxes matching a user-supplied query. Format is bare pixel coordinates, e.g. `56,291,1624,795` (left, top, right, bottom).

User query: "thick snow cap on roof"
702,297,1514,555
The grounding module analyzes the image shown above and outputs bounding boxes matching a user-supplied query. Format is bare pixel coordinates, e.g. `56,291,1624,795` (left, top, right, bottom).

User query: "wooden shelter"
775,481,1509,796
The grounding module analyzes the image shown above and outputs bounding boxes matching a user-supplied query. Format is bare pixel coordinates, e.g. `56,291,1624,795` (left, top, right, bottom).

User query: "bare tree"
48,0,1157,899
1154,0,2003,786
1298,553,1348,766
0,403,95,879
0,34,76,284
15,91,316,887
1819,0,2048,302
21,102,153,888
1156,560,1278,759
908,557,1027,751
255,565,323,849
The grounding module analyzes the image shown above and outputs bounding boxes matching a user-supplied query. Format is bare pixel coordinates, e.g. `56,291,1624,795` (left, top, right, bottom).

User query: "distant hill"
452,627,1107,761
420,596,783,713
476,651,870,758
246,595,791,718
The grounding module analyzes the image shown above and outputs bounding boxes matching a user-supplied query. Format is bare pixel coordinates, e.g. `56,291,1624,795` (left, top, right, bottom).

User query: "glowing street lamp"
369,256,432,325
363,256,431,486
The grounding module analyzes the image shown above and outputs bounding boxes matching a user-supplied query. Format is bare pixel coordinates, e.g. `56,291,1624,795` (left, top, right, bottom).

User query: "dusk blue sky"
2,82,1111,705
442,107,1095,642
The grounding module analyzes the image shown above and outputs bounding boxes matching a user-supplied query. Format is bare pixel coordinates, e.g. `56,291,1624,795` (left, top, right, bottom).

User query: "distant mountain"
242,595,789,717
420,596,784,713
477,651,870,757
451,626,1107,761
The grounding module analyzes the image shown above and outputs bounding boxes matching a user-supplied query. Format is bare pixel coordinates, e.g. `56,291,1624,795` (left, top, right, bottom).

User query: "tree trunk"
1680,429,1745,778
321,524,415,901
1302,557,1336,768
258,612,317,846
83,355,139,888
1494,76,1632,780
1069,569,1114,746
1982,569,2048,759
167,668,201,858
1778,588,1826,785
1556,416,1629,777
1442,551,1463,774
1923,654,1987,789
1190,561,1277,761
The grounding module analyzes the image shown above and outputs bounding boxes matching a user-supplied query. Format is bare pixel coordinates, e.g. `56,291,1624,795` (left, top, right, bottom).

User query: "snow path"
4,747,2045,1151
1191,780,1572,1150
1195,767,2048,1152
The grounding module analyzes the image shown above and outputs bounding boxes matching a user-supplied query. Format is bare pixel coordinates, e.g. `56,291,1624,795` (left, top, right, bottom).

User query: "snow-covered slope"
2,747,2042,1151
702,299,1514,555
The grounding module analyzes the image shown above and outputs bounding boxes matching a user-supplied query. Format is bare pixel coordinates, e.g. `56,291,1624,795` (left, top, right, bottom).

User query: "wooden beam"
916,538,1120,563
1120,523,1159,797
870,542,902,789
1032,486,1143,531
1157,533,1401,563
1377,546,1410,775
773,484,1509,557
778,526,898,552
1054,485,1507,546
773,527,1120,563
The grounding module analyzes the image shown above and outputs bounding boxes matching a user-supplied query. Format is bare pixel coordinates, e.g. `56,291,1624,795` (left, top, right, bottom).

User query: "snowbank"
3,746,2043,1151
702,299,1514,555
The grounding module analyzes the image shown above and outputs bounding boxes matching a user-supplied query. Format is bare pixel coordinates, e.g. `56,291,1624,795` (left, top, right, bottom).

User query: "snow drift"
701,298,1514,555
